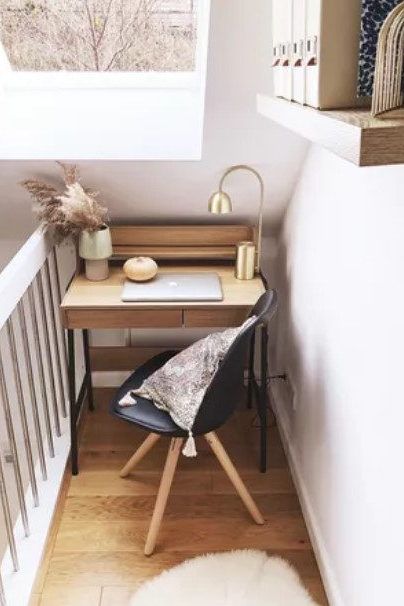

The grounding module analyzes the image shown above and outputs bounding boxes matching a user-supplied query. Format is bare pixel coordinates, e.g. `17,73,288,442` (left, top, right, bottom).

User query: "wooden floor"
31,387,328,605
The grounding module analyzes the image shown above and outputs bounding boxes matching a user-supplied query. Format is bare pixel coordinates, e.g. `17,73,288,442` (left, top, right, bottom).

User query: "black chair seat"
111,350,187,437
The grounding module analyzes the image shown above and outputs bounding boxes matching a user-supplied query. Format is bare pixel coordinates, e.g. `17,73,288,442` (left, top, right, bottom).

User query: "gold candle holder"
235,241,256,280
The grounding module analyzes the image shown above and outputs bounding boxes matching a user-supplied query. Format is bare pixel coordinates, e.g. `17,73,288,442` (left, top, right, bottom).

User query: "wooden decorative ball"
123,257,158,282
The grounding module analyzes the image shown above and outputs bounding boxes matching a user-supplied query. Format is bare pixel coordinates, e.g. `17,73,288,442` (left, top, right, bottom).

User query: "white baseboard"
271,382,345,606
92,370,131,387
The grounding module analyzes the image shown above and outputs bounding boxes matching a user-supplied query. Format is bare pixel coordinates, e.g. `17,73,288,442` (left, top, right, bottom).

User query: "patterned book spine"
358,0,402,97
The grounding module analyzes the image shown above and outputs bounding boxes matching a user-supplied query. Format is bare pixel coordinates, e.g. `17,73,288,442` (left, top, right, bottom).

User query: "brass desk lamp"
208,164,264,279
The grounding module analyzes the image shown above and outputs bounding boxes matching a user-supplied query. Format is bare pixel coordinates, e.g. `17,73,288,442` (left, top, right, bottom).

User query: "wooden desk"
61,265,265,329
61,227,270,476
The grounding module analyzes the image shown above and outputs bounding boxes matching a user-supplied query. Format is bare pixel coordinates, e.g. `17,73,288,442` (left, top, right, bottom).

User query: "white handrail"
0,227,52,331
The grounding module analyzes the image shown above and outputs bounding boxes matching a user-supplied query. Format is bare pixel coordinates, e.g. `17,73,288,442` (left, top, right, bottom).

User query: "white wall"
0,0,307,242
0,239,25,271
275,144,404,606
0,86,208,161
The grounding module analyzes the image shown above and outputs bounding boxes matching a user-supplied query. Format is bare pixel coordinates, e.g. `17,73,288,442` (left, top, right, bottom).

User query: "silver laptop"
121,272,223,302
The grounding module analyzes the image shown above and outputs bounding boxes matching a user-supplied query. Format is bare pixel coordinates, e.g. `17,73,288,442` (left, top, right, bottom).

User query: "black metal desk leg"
247,330,256,409
82,329,94,412
259,324,268,473
68,329,78,475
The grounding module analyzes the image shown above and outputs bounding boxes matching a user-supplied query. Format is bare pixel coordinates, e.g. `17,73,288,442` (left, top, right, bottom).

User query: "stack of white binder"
272,0,368,109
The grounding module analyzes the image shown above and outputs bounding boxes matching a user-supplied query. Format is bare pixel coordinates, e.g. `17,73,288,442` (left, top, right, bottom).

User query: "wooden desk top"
60,266,265,329
62,266,265,310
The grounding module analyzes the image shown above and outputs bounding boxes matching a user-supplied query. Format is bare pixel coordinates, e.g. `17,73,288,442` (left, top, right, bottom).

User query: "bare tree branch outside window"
0,0,197,71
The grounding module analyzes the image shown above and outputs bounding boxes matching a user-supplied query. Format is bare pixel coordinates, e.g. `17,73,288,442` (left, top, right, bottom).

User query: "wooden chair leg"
120,433,161,478
205,431,265,525
144,437,183,556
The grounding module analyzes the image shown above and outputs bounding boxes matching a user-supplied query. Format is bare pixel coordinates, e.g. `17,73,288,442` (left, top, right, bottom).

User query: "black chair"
111,289,277,555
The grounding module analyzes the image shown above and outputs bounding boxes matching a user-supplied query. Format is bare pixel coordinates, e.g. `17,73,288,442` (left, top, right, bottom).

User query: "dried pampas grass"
56,161,78,186
59,183,108,232
21,162,109,242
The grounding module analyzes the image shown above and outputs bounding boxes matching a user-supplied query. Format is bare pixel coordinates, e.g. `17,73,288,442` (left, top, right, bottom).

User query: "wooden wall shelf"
257,94,404,167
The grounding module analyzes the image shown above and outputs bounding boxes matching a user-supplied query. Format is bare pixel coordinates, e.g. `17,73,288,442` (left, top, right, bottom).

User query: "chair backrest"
192,289,278,435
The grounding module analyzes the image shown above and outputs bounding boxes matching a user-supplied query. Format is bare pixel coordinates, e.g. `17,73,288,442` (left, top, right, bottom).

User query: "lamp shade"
208,191,233,214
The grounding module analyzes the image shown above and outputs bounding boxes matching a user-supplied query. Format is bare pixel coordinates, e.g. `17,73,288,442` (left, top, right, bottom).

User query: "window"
0,0,210,159
0,0,197,72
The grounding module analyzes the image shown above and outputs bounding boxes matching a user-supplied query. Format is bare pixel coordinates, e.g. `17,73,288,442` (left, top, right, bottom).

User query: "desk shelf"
257,94,404,167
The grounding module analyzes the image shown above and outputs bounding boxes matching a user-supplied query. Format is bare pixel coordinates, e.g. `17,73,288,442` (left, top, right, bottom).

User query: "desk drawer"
184,308,248,328
63,309,182,329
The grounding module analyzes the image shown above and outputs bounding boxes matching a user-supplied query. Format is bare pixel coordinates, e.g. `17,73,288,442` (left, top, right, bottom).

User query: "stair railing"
0,228,74,605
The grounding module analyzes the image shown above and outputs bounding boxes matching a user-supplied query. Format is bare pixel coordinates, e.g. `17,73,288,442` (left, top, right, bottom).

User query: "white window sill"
3,71,200,91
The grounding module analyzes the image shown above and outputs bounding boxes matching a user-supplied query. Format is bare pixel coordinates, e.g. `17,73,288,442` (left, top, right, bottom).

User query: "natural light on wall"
0,0,210,159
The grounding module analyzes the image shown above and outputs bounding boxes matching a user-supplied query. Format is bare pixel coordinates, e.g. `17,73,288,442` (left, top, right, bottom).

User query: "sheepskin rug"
131,550,320,606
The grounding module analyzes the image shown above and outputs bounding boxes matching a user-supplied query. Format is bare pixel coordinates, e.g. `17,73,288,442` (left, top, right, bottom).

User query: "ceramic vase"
79,225,113,281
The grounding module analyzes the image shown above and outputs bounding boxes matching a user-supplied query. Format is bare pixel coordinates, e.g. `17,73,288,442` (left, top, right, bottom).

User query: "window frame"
0,0,209,91
2,71,200,90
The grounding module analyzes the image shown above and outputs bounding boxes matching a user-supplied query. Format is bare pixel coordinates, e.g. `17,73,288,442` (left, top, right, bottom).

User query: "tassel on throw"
118,392,137,407
182,430,197,457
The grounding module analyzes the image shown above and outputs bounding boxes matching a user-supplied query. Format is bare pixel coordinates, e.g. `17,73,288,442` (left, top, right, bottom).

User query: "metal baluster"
51,248,69,390
0,570,6,606
18,299,47,481
28,284,55,458
36,272,61,438
0,454,18,571
6,317,39,508
68,330,78,475
44,258,67,418
0,350,29,536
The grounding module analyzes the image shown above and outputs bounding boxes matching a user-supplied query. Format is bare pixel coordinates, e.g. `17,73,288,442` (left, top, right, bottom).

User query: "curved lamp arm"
219,164,264,273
